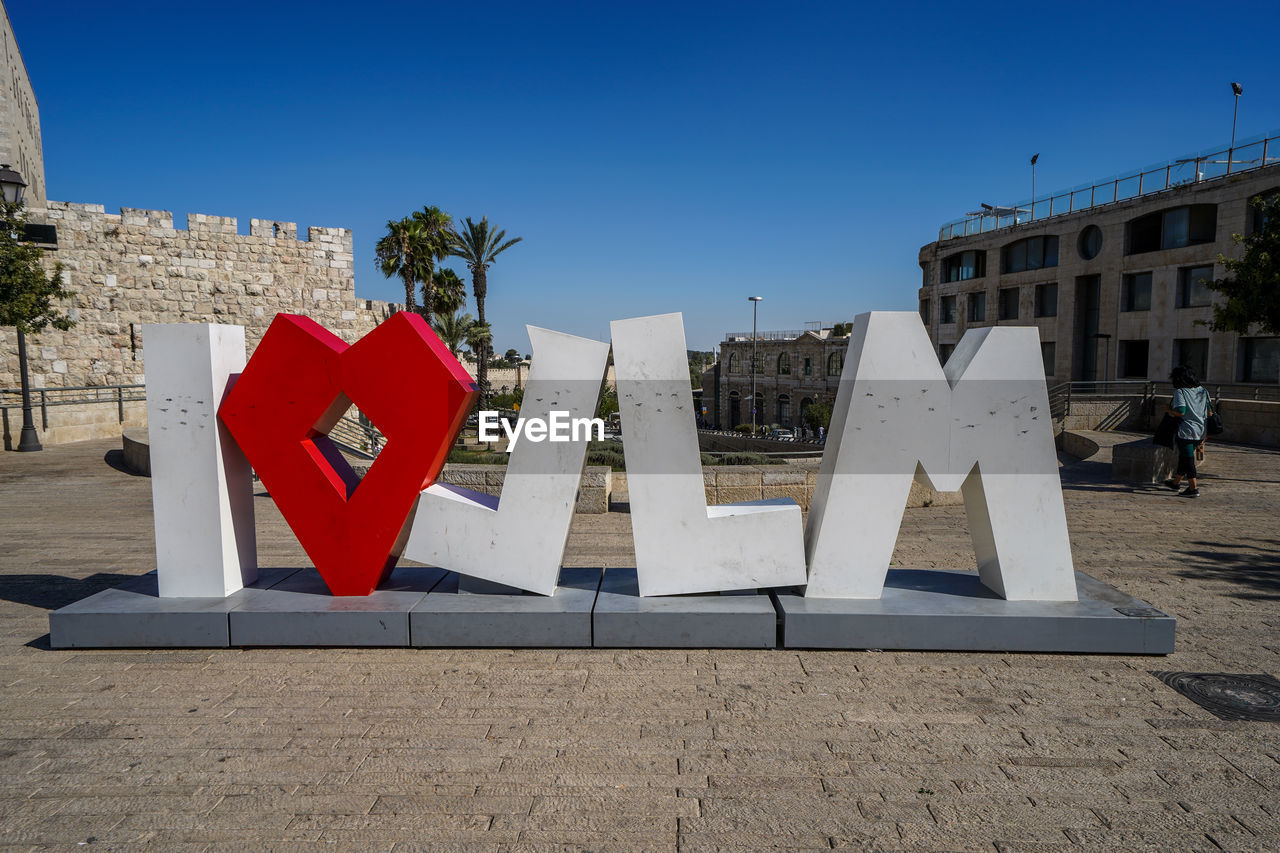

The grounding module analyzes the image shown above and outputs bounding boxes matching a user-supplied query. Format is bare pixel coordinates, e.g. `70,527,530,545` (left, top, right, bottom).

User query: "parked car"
768,428,794,441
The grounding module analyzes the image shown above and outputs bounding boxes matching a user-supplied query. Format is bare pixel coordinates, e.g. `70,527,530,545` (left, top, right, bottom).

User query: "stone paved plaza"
0,438,1278,850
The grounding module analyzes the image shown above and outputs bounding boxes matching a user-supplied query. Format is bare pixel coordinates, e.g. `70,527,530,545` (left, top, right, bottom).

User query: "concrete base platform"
412,568,602,647
49,567,1173,654
49,568,300,649
593,568,777,648
228,567,449,647
776,570,1175,654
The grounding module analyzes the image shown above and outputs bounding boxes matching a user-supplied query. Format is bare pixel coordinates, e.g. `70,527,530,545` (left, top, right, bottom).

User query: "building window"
940,295,957,324
919,299,930,325
728,353,739,373
1121,272,1152,312
1041,342,1056,376
1247,189,1278,235
1034,283,1058,318
920,262,931,287
727,390,741,427
1126,204,1217,254
998,287,1019,321
777,394,791,427
777,352,790,375
827,352,843,376
943,250,986,282
1119,340,1150,378
1078,225,1103,260
967,292,986,323
1177,265,1214,308
939,343,955,364
803,356,812,376
1174,338,1208,380
1240,338,1280,383
1001,235,1059,274
751,352,764,374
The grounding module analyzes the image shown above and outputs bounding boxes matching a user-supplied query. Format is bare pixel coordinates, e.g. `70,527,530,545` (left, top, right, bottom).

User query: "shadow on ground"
103,449,146,477
0,572,138,611
1173,538,1280,600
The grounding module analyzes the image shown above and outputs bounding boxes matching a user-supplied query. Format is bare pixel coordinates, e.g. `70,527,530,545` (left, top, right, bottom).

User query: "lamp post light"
0,164,41,452
748,296,762,434
1229,82,1244,162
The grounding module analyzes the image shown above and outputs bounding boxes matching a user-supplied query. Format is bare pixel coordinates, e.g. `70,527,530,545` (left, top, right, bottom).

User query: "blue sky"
9,0,1278,353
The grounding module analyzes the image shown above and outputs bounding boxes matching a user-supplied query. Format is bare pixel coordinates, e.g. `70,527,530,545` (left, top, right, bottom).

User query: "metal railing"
939,129,1280,241
0,383,145,431
1047,379,1280,422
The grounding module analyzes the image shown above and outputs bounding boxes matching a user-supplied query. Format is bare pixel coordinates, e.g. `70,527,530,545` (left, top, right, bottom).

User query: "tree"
0,198,73,451
374,217,430,314
1207,193,1280,335
464,321,492,368
410,206,454,318
450,217,522,408
430,311,475,358
429,267,467,316
803,401,832,434
504,348,520,364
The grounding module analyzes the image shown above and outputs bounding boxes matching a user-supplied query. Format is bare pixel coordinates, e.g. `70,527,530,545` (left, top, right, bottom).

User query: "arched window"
777,352,791,375
751,352,764,374
728,390,741,427
827,352,843,376
1001,235,1059,273
1126,204,1216,254
728,352,739,373
753,392,765,425
777,394,791,427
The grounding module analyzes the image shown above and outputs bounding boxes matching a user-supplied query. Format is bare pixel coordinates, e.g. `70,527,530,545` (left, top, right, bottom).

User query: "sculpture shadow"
0,572,139,611
1172,538,1280,601
103,449,147,477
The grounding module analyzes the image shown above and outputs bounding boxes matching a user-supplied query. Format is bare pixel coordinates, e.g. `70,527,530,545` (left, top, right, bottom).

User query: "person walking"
1164,366,1211,498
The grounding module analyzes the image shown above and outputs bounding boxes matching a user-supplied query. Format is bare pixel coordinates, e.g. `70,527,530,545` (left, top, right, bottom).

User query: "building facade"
918,142,1280,388
709,327,851,430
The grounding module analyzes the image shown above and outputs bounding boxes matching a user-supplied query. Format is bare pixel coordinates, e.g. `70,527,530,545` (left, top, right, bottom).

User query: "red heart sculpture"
219,312,476,595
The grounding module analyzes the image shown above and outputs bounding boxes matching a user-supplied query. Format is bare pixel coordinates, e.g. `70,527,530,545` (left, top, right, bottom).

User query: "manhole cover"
1151,672,1280,721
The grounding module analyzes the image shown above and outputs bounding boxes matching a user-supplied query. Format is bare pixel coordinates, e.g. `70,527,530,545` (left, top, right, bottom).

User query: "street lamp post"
0,164,40,452
748,296,762,433
1229,82,1243,168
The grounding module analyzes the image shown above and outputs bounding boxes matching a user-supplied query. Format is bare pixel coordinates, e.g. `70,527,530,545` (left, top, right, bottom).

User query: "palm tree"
411,206,453,318
430,311,474,359
430,267,467,317
465,321,492,372
374,217,431,313
450,217,522,407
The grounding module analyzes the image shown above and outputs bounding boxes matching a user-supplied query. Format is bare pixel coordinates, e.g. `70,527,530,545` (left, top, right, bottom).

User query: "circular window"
1078,225,1102,260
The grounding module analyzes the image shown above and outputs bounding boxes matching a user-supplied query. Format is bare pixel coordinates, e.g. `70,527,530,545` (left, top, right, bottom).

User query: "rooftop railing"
938,129,1280,242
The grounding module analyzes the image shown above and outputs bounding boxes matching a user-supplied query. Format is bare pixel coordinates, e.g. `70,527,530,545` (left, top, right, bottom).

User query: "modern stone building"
707,325,851,430
0,1,43,205
918,135,1280,387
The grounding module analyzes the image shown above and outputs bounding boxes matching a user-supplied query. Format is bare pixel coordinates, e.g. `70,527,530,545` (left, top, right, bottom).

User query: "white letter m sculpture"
805,312,1077,601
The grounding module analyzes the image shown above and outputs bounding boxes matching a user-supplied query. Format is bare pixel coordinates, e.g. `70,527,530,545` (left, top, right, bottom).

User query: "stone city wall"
0,203,398,446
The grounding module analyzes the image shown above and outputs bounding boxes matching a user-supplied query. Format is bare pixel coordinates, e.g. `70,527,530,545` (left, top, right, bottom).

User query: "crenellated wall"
0,202,397,393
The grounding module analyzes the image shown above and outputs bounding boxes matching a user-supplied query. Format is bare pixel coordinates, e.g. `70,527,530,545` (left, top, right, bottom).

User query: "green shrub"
447,448,509,465
586,449,626,471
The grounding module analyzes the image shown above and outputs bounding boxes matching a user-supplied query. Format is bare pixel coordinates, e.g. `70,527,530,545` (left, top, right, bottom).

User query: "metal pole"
15,329,42,451
1230,92,1239,153
750,301,758,434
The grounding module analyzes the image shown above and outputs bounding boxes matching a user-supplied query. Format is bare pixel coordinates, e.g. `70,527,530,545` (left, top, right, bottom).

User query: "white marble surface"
143,324,258,598
402,326,610,595
611,313,807,597
805,312,1076,601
